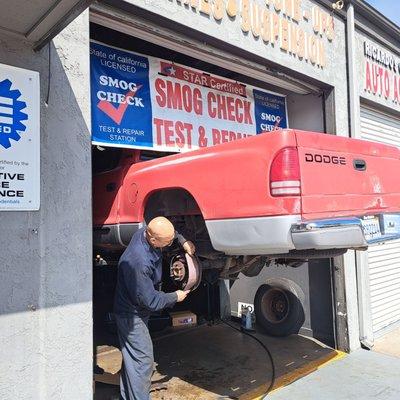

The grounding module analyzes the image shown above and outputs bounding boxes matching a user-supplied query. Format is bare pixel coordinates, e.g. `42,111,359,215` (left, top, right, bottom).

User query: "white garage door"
361,105,400,335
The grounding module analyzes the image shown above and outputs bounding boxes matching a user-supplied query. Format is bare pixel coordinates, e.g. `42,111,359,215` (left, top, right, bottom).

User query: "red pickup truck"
94,128,400,262
93,129,400,335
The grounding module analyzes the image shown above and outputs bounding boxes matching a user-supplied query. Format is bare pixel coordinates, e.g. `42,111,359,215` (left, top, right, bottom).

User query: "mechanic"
114,216,195,400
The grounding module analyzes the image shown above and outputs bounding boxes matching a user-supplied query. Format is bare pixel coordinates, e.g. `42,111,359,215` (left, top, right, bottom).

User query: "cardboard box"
170,311,197,328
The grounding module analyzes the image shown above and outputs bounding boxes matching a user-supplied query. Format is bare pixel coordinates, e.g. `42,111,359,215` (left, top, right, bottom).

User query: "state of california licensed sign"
90,41,288,152
0,63,40,211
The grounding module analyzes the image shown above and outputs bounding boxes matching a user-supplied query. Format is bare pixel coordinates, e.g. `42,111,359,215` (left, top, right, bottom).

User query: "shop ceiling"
0,0,92,50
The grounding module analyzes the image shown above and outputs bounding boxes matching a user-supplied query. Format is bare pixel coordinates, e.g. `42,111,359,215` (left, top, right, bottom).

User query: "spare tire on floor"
254,278,305,337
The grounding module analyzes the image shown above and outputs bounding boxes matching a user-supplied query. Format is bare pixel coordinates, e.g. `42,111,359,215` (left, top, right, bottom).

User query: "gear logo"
0,79,28,149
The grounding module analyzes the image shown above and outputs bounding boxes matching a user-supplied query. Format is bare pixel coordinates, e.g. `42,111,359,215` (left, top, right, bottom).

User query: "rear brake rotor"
170,253,201,291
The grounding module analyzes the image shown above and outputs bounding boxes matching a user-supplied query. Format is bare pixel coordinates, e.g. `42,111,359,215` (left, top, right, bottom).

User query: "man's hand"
183,240,196,256
176,290,190,302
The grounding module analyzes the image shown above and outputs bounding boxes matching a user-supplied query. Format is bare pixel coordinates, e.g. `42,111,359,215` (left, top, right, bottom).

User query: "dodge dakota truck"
94,128,400,264
93,129,400,335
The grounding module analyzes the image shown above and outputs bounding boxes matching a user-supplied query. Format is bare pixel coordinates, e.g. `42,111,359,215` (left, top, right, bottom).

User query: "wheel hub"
169,253,201,291
274,299,286,313
261,288,290,324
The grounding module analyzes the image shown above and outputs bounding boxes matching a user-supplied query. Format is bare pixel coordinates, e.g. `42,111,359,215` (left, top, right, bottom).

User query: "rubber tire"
254,278,305,337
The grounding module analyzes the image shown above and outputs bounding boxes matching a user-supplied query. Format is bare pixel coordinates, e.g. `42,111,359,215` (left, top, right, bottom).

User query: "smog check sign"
0,63,40,211
90,41,287,151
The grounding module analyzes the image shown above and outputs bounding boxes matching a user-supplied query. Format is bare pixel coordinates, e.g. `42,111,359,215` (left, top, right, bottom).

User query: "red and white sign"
150,59,286,151
363,41,400,106
91,41,288,152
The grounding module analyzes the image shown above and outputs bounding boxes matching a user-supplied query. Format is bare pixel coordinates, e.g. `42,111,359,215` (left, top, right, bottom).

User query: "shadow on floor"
94,321,338,400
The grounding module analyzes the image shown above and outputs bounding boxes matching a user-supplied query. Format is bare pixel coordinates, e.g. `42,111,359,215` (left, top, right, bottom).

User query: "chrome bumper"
291,214,400,250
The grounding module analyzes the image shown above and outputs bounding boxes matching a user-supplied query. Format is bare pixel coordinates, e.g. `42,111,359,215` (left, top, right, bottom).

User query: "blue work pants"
115,314,153,400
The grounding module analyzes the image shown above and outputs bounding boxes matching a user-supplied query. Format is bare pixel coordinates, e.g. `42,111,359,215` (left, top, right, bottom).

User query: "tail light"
270,147,301,196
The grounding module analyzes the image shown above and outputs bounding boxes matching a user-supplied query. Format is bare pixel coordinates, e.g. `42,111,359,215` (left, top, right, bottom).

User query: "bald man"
114,217,195,400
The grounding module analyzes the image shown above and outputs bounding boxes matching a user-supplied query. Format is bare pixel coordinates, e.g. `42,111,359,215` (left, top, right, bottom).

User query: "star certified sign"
0,63,40,211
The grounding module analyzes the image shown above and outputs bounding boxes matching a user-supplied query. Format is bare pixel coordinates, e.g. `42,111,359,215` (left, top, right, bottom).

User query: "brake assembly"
170,253,202,291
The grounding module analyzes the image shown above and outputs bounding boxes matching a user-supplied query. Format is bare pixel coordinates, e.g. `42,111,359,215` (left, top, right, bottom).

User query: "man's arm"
122,260,178,312
175,232,196,255
175,232,187,246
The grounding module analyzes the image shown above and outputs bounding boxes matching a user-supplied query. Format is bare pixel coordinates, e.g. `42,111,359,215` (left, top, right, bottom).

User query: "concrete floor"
373,327,400,358
94,323,400,399
94,321,339,399
267,349,400,400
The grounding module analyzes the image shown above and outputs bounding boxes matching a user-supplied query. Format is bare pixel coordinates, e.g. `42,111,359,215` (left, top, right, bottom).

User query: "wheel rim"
260,288,290,324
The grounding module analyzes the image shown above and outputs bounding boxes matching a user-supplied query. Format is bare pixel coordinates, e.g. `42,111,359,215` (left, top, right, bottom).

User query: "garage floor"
94,321,339,399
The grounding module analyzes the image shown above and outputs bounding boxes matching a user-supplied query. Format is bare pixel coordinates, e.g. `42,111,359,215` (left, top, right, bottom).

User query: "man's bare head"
146,217,175,248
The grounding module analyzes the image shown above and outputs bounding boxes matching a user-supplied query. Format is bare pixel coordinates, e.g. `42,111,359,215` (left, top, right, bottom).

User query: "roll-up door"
360,105,400,335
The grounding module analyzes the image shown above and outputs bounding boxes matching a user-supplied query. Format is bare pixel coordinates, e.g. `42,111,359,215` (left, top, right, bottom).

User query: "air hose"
220,318,276,397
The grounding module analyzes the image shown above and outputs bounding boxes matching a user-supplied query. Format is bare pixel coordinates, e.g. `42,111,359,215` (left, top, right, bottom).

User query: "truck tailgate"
295,130,400,219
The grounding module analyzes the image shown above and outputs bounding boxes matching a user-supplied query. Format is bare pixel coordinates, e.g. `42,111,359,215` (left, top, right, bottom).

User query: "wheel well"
144,188,202,222
143,189,227,261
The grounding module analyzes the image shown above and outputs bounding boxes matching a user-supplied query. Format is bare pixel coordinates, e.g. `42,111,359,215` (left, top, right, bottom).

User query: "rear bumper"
94,213,400,256
205,213,400,255
291,215,400,250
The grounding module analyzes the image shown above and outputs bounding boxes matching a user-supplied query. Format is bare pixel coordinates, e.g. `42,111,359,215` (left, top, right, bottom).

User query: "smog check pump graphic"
0,79,28,149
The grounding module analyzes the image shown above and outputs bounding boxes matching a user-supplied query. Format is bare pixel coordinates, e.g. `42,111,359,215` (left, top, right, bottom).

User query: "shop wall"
0,11,92,400
117,0,349,136
230,258,335,347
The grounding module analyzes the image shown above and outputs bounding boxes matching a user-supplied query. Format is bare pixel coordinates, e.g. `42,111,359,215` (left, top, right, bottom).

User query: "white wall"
0,11,92,400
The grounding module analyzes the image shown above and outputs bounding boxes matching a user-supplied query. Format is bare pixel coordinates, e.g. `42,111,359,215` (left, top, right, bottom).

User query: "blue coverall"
114,227,186,400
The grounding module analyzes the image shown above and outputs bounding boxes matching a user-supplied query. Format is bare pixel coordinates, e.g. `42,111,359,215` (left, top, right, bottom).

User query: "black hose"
220,318,276,397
